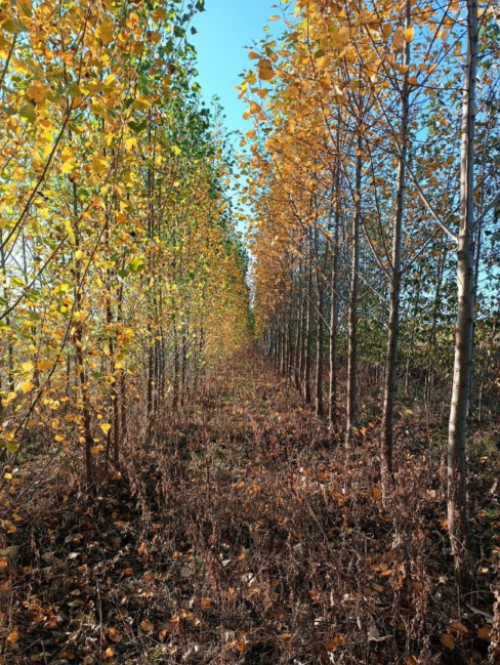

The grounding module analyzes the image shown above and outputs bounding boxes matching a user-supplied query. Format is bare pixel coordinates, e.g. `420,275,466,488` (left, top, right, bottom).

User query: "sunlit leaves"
95,19,115,45
258,59,275,82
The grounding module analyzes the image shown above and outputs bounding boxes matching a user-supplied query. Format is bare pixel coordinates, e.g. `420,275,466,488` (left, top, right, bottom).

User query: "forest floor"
1,353,499,665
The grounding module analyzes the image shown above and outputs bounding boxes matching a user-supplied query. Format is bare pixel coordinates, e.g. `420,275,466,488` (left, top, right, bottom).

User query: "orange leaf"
450,621,468,634
477,626,491,640
325,634,344,651
441,633,455,650
140,619,154,633
7,630,20,645
258,59,274,82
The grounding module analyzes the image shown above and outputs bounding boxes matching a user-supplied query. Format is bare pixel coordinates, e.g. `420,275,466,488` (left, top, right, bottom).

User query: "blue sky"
191,0,282,138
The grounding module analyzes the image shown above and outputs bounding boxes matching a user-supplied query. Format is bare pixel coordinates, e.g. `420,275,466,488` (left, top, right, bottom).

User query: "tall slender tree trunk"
296,288,304,390
468,215,483,416
447,0,478,585
147,324,154,420
303,260,312,404
405,272,422,396
173,322,180,411
314,226,325,416
0,231,15,398
345,135,362,450
329,173,340,426
315,285,324,416
286,309,293,380
380,0,411,497
280,315,286,375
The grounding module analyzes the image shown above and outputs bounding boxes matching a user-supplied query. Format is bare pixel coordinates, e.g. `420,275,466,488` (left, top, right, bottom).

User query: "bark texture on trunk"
315,283,324,417
447,0,478,585
345,136,362,451
380,0,411,497
303,261,312,404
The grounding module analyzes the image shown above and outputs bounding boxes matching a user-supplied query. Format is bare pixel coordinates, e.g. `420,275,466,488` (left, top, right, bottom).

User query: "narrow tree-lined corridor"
1,0,500,663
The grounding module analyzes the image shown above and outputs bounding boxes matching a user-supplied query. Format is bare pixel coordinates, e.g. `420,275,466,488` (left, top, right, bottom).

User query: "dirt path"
1,354,494,664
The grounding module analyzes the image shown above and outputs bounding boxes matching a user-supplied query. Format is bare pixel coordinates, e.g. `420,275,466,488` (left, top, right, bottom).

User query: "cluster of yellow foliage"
0,0,251,498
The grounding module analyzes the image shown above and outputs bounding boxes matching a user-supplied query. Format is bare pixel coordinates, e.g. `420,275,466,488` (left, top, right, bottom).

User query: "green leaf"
19,103,36,124
128,120,147,134
5,441,19,454
2,20,30,34
129,257,145,273
68,82,83,99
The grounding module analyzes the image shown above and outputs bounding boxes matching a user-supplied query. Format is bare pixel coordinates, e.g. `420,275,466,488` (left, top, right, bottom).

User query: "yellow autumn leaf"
22,361,34,372
20,381,34,394
74,249,83,261
100,423,112,435
338,26,350,44
90,156,109,175
382,24,393,41
91,445,105,455
96,19,115,45
60,146,76,174
404,27,415,42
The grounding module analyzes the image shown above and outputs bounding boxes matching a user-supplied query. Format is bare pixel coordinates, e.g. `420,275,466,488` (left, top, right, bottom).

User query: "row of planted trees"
0,0,251,515
242,0,500,583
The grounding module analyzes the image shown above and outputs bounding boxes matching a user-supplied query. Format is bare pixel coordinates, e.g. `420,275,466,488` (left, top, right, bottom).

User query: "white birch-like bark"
447,0,478,583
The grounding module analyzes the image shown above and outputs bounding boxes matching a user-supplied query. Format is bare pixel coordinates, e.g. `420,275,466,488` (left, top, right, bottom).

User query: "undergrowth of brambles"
1,353,499,665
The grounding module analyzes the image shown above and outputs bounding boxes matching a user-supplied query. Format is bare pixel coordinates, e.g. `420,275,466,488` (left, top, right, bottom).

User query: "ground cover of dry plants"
1,354,499,664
